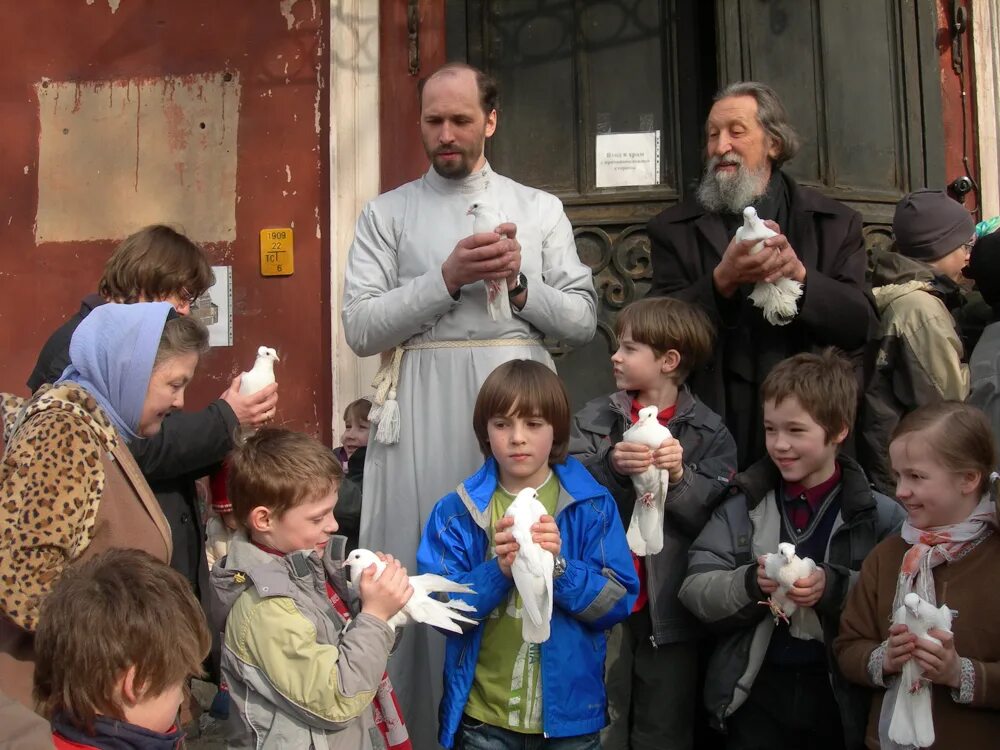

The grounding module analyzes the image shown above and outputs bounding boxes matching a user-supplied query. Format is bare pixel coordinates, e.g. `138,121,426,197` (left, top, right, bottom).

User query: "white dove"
504,487,554,643
735,206,803,326
343,548,478,634
887,592,955,748
621,405,672,556
240,346,279,395
761,542,816,623
468,201,512,322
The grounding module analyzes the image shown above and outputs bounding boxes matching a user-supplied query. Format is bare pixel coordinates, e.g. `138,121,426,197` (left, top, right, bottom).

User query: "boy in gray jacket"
679,350,903,750
571,297,737,750
209,428,413,750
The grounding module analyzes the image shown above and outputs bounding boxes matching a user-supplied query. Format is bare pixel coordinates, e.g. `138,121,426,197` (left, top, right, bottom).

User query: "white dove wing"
400,585,477,634
348,551,477,634
506,494,554,643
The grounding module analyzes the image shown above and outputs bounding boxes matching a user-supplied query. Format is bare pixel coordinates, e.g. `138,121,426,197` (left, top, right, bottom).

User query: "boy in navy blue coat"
418,359,638,749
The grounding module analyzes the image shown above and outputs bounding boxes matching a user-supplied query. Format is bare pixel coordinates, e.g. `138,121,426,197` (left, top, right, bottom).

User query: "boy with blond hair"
570,296,737,750
209,428,413,750
679,350,904,749
33,548,212,749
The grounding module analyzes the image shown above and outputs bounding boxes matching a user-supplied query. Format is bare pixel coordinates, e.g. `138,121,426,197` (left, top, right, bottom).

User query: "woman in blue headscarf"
0,302,209,710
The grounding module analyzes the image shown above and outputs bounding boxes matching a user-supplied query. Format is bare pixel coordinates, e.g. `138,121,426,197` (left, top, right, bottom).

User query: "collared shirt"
782,462,842,534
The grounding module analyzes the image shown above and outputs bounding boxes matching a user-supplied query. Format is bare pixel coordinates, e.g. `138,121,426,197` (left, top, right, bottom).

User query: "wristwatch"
507,272,528,298
553,555,567,579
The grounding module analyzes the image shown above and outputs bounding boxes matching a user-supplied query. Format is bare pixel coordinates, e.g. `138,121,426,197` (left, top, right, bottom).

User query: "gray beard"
696,160,771,214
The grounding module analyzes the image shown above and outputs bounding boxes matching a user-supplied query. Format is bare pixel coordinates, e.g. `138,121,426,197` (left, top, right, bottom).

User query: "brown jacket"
835,533,1000,748
0,384,171,711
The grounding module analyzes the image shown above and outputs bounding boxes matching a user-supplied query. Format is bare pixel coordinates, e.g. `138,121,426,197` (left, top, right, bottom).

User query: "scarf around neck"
51,712,183,750
56,302,172,443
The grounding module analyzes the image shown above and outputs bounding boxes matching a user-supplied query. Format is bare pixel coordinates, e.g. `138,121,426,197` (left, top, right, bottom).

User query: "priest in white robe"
342,62,596,749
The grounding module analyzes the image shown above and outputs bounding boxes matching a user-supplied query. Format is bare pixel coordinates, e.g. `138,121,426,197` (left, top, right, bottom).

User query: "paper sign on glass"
595,131,661,188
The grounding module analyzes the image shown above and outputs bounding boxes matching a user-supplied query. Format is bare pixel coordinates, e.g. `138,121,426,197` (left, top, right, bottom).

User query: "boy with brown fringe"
678,349,904,750
570,296,737,750
208,428,413,750
33,548,212,749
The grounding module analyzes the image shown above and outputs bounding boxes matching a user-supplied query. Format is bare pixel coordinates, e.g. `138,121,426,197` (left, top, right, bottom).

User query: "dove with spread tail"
887,592,955,748
621,405,672,556
735,206,803,326
468,201,513,322
344,548,477,634
240,346,279,395
505,487,554,643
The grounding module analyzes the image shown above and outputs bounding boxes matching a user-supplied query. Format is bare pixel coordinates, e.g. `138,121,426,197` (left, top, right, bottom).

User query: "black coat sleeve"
647,217,741,328
129,400,239,482
795,210,874,352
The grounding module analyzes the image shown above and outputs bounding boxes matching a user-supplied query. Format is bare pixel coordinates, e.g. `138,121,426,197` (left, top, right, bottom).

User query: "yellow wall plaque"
260,228,294,276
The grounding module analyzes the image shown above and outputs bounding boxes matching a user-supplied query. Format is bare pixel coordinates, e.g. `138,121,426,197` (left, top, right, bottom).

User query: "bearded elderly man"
648,81,873,468
342,62,596,749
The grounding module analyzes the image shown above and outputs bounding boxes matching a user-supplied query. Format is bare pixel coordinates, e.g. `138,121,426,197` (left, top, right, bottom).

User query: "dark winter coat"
569,386,737,644
647,171,875,468
678,455,904,747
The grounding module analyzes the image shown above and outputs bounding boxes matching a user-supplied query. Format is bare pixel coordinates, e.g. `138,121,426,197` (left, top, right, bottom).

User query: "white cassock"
341,163,596,749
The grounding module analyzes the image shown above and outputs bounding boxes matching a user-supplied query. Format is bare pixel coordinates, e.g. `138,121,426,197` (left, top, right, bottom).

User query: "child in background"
33,548,211,750
418,359,638,749
836,401,1000,748
334,398,372,551
679,350,904,749
335,397,372,470
206,468,238,568
209,428,412,750
570,297,737,750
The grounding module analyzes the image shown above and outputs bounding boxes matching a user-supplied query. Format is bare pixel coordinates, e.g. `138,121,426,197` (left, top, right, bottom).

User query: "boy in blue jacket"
418,359,639,749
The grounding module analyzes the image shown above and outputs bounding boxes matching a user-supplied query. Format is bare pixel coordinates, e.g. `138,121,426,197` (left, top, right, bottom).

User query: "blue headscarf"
56,302,173,443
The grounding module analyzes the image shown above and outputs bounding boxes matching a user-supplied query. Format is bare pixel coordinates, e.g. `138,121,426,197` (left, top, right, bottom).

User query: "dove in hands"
504,488,554,643
241,346,280,395
735,207,802,326
468,201,513,321
621,406,672,556
887,593,955,748
761,542,817,623
344,549,477,634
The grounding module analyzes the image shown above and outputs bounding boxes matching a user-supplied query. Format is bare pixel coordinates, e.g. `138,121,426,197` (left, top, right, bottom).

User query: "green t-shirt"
463,473,559,733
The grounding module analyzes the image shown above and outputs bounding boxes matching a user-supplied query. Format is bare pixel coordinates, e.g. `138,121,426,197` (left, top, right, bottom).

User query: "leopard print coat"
0,383,170,632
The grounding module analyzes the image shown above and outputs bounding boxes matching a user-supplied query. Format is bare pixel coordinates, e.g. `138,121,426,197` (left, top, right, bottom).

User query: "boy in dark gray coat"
570,297,737,750
679,350,903,750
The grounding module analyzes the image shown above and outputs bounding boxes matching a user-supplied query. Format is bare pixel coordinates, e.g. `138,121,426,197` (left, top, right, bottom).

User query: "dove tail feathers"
749,278,802,326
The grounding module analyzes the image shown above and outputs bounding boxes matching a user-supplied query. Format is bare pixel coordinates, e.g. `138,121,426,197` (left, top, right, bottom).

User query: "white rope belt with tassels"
368,338,544,444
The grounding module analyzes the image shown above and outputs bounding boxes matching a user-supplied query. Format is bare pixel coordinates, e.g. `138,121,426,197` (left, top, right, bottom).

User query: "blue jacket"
417,457,639,747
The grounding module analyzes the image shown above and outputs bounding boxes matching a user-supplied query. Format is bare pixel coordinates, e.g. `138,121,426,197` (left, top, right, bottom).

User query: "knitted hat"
892,189,975,261
964,229,1000,308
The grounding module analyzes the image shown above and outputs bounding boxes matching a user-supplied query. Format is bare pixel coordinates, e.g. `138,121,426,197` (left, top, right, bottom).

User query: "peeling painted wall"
0,0,331,441
36,73,240,243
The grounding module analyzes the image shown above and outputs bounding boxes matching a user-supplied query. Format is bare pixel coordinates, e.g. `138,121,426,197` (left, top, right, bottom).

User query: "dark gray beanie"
892,189,975,261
